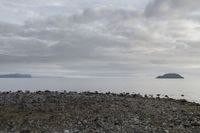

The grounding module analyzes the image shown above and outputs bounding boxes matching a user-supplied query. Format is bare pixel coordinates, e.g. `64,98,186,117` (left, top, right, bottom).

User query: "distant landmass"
0,74,32,78
156,73,184,79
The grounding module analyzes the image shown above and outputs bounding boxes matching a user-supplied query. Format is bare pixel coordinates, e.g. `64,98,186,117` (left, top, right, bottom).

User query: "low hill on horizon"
0,73,32,78
156,73,184,79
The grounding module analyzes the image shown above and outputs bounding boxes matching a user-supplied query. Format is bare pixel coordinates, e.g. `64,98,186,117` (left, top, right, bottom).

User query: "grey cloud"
145,0,200,18
1,1,200,77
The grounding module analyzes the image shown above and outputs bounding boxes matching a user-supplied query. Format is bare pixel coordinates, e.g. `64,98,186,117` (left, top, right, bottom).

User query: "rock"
164,129,169,133
20,129,31,133
64,130,70,133
191,121,200,126
133,117,140,124
0,91,200,132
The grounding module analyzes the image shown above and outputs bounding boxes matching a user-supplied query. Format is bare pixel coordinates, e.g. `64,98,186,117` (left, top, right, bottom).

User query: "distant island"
156,73,184,79
0,74,32,78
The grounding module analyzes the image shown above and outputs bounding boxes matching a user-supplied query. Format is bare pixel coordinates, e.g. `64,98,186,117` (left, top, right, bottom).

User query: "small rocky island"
0,73,32,78
156,73,184,79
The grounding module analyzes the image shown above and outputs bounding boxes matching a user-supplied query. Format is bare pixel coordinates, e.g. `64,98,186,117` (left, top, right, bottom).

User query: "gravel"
0,91,200,133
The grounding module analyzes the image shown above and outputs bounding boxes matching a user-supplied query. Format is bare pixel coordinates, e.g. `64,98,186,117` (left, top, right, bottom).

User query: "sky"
0,0,200,78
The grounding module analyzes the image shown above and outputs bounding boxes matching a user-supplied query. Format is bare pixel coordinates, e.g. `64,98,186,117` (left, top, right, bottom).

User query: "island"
0,74,32,78
156,73,184,79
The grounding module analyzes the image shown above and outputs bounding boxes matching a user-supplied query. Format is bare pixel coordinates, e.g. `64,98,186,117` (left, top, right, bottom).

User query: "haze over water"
0,78,199,103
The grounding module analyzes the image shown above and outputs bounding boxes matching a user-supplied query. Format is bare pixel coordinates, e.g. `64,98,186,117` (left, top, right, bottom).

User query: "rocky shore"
0,91,200,133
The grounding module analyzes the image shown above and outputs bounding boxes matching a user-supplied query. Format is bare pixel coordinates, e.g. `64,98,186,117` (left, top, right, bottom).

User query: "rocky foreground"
0,91,200,133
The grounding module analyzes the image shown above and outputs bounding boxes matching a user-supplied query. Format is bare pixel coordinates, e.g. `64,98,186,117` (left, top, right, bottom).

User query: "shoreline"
0,90,194,102
0,91,200,132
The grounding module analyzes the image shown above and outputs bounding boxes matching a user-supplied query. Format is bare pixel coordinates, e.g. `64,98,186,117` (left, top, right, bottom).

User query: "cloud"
0,0,200,77
145,0,200,18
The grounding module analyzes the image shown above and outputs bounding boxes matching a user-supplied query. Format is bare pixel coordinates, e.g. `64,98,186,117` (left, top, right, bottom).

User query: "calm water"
0,78,199,103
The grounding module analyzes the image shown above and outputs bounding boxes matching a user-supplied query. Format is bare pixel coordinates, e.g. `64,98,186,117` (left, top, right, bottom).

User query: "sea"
0,77,199,103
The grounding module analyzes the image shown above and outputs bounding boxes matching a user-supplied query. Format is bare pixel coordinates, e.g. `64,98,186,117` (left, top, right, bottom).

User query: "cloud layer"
0,0,200,77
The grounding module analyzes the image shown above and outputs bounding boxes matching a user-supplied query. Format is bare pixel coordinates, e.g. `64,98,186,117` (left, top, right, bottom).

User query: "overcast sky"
0,0,200,78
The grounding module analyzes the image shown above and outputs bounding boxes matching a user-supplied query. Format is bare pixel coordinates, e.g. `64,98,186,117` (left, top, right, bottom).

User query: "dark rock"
191,121,200,126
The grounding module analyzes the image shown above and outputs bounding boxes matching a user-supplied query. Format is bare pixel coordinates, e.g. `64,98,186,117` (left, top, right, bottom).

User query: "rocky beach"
0,91,200,133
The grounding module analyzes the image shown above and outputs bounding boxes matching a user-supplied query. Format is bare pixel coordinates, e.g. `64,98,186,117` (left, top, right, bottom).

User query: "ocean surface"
0,77,199,103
